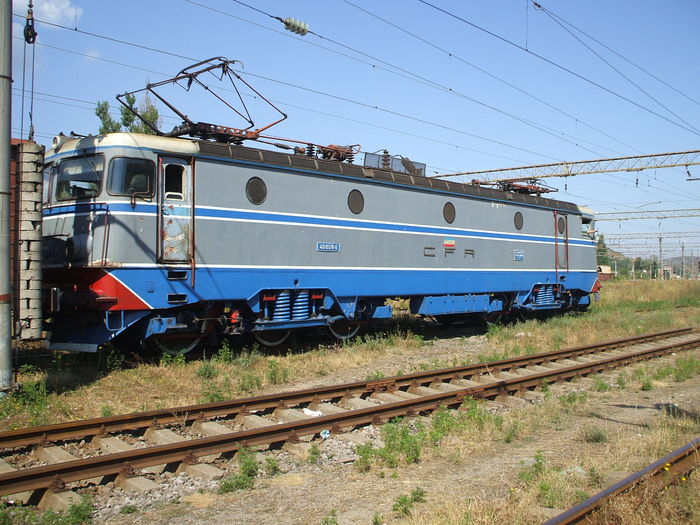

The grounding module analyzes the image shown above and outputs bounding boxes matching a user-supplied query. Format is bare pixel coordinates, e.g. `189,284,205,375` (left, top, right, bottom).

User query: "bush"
196,361,218,380
582,426,608,443
218,473,253,493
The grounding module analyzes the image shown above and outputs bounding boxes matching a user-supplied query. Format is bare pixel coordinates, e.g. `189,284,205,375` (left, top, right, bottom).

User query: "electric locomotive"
40,59,599,353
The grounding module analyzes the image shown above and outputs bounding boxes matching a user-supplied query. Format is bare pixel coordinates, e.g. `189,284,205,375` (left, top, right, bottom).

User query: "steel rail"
0,334,699,495
543,437,700,524
0,328,691,449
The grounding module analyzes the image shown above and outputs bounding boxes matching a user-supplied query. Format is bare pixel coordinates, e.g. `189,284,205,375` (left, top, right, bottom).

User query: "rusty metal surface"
0,331,698,495
543,437,700,525
0,327,692,450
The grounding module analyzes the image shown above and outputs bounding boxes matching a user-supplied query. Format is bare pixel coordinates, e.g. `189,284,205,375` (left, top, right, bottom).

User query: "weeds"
160,352,186,367
0,496,93,525
593,376,610,392
264,457,280,476
559,391,587,412
119,504,138,514
217,448,259,493
238,448,260,478
616,373,627,388
200,378,232,403
266,359,289,385
0,378,51,426
196,360,218,380
392,487,427,516
582,426,608,443
672,356,700,381
365,370,386,381
518,451,546,483
354,418,425,471
100,344,125,372
503,421,521,443
237,372,262,393
308,444,321,464
320,509,339,525
217,473,254,492
212,339,235,364
100,405,113,417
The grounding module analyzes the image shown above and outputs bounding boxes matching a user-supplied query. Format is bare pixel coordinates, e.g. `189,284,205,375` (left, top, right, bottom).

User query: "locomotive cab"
42,134,201,353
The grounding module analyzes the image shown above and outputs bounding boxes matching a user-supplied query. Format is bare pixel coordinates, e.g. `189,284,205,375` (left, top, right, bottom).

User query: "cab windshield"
55,155,104,200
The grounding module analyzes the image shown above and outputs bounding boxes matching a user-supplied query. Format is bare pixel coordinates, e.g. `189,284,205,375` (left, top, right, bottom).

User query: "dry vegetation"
400,389,699,525
1,279,699,523
2,279,700,430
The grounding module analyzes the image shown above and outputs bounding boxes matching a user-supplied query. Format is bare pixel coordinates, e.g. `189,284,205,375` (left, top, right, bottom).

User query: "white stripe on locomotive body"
42,206,594,248
42,262,598,272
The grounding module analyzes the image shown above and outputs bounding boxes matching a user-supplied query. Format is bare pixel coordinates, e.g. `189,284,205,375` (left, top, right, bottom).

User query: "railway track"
0,327,698,504
544,437,700,524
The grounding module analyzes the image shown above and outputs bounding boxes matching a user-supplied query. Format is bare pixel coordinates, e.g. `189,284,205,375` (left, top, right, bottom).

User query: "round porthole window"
443,202,456,224
558,216,566,234
246,177,267,205
348,189,364,214
514,211,524,230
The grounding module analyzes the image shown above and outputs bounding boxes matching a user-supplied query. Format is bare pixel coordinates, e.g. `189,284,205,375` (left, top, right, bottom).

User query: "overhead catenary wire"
417,0,700,139
10,44,523,166
341,0,636,156
24,38,697,212
533,1,700,135
533,2,700,109
223,0,609,158
22,30,560,163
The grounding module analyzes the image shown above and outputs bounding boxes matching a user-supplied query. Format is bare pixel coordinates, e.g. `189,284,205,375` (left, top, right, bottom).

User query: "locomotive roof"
49,132,582,214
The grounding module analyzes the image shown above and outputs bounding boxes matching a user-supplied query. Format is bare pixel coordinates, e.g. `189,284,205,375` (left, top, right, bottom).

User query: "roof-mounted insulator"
282,17,309,36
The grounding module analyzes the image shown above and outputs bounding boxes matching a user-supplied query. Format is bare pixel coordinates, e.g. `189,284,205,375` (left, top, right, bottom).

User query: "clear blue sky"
9,0,700,259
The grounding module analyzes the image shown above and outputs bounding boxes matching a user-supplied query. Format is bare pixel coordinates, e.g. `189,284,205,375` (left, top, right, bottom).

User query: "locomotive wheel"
327,320,361,340
150,333,203,355
253,329,292,347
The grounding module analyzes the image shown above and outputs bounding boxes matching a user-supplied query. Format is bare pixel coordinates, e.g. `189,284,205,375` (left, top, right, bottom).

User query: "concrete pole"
681,242,685,279
658,236,662,280
0,1,12,395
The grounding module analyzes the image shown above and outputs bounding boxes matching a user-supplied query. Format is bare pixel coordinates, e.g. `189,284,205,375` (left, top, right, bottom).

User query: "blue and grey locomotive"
40,58,599,353
41,131,598,353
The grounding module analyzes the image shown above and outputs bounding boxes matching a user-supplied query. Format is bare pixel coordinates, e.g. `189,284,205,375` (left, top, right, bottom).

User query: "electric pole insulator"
282,17,309,36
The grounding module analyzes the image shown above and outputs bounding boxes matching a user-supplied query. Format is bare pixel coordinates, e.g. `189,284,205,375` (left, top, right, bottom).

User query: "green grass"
217,447,259,493
392,487,427,517
308,444,321,464
518,451,546,483
0,496,93,525
354,417,426,471
265,359,289,384
217,473,254,492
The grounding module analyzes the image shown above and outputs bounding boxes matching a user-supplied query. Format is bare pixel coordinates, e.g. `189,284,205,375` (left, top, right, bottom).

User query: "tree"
95,101,121,134
596,235,611,267
95,94,160,135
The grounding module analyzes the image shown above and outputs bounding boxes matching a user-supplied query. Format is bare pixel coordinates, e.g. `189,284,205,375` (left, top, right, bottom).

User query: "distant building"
597,265,614,281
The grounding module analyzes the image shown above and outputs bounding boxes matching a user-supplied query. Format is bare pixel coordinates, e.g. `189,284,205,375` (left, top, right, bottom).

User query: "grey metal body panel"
42,133,596,301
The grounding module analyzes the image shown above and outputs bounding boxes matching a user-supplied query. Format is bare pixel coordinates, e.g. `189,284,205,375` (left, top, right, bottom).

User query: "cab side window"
107,157,155,197
164,164,184,200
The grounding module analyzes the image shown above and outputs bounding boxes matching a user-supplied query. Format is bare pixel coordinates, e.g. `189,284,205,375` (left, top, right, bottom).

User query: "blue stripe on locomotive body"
107,266,596,309
42,133,598,349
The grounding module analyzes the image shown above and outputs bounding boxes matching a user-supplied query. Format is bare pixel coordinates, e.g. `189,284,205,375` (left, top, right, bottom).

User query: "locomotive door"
554,212,569,272
158,156,193,263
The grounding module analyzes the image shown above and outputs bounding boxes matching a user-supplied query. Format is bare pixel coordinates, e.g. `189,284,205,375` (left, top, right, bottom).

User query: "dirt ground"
91,332,700,525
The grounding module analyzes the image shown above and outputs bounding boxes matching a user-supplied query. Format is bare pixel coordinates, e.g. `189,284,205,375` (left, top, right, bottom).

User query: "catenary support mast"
0,1,12,395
